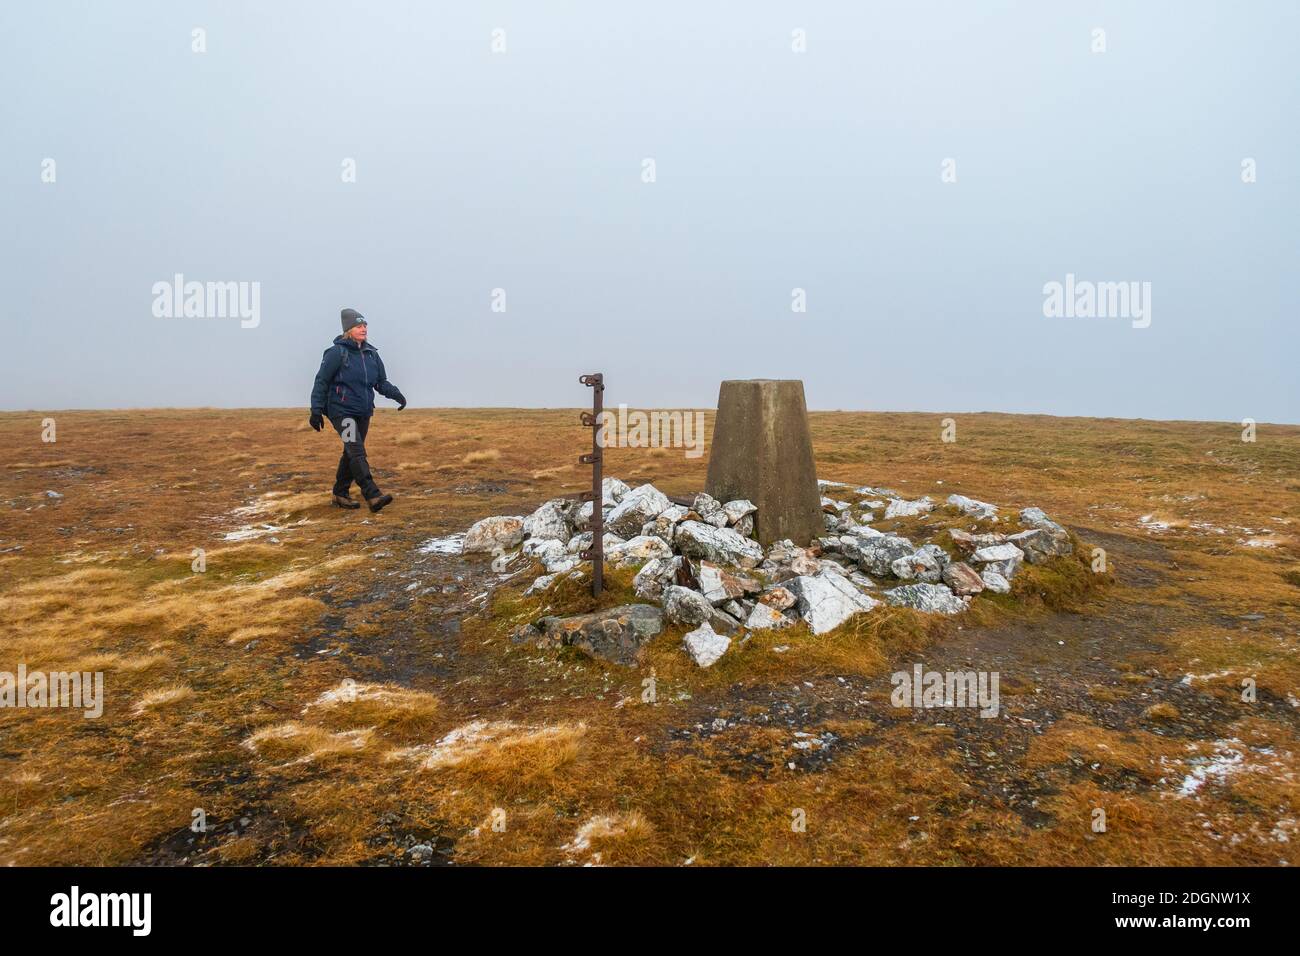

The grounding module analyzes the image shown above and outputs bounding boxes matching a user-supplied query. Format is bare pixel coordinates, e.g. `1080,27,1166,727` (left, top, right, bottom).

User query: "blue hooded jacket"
311,335,404,419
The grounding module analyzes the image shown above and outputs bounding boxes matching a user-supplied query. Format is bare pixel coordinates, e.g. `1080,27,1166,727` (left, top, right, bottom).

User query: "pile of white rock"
457,477,1073,668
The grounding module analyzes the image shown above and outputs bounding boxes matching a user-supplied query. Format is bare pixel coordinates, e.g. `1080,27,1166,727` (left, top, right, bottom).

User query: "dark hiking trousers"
330,414,382,499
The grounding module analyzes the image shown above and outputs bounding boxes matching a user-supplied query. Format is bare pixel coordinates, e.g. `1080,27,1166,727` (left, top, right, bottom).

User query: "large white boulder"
523,499,573,542
947,494,999,520
674,520,764,569
606,484,672,537
463,515,525,554
787,570,879,635
683,623,730,668
847,534,916,576
571,478,631,531
597,477,631,503
883,497,934,519
606,534,674,568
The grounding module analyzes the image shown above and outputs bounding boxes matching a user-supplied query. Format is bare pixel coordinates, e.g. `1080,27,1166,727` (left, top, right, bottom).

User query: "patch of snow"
388,719,584,771
418,533,465,555
562,815,623,855
1177,742,1246,796
1138,514,1171,533
222,523,288,542
1180,670,1235,686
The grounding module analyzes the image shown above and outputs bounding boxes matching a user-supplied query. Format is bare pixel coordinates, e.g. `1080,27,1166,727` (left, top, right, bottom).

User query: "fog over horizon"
4,2,1297,423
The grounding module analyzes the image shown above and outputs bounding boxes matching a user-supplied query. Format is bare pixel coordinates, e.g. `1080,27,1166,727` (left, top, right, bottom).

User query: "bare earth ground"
1,408,1298,866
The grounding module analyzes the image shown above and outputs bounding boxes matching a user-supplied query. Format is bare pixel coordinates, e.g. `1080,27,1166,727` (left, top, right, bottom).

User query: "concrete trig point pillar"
705,379,823,547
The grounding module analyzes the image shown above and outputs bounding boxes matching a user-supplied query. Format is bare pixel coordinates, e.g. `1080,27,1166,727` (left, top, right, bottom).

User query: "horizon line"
3,406,1297,429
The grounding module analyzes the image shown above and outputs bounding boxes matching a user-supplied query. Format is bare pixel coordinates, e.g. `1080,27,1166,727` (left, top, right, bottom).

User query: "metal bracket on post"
578,373,605,597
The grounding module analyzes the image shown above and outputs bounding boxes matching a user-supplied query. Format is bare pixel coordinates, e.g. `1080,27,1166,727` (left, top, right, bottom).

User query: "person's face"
350,322,368,342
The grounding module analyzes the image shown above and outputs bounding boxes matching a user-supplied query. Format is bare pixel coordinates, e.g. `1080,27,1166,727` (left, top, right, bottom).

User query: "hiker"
309,308,407,512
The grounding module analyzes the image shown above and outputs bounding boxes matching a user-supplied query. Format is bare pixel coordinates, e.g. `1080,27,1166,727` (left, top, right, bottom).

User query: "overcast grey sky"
3,1,1296,420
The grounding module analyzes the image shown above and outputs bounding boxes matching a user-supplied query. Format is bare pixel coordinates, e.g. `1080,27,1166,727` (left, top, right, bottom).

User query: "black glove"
394,392,407,411
309,412,323,432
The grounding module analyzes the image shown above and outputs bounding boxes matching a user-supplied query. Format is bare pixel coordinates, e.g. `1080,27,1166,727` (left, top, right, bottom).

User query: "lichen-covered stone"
537,604,664,666
884,582,967,615
662,585,715,627
1007,527,1073,564
847,534,916,576
633,556,683,601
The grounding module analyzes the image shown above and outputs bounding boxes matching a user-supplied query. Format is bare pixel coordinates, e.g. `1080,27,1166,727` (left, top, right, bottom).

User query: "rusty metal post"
578,373,605,596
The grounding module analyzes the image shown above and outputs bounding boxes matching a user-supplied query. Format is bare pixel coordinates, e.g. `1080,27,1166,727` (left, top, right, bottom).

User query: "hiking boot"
332,494,361,510
366,494,394,513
